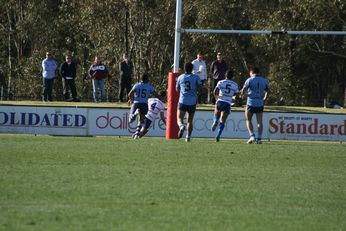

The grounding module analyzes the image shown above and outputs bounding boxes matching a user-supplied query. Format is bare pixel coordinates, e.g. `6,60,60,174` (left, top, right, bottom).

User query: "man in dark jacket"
60,54,79,101
210,52,228,104
118,53,133,102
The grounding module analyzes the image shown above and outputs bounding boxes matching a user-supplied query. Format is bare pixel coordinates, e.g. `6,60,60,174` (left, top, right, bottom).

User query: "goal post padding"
166,72,180,139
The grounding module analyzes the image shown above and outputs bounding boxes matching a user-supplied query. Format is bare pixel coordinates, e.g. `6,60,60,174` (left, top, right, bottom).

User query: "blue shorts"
216,101,231,114
246,105,264,114
178,103,196,114
130,103,148,115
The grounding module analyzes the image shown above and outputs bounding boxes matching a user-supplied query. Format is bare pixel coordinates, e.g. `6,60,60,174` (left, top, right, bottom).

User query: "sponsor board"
89,109,166,136
1,105,345,141
267,113,346,141
0,106,87,136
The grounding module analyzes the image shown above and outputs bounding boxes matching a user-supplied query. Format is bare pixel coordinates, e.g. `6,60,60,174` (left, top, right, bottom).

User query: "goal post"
165,0,346,140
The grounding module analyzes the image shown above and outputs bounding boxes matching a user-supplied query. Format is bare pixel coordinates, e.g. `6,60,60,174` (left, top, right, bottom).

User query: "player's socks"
129,114,136,123
216,122,225,140
213,114,219,122
185,130,192,142
185,135,190,142
135,124,142,136
257,135,262,144
211,115,219,131
178,124,186,139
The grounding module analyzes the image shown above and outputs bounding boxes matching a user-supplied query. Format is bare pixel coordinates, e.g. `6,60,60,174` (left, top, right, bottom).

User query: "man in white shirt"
192,52,207,104
42,51,58,102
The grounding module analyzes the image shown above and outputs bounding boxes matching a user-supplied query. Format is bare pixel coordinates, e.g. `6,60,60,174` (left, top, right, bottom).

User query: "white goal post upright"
166,0,346,139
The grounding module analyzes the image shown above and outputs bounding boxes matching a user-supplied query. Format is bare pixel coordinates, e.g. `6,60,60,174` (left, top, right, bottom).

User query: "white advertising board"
1,105,345,142
0,106,88,136
266,112,346,141
88,108,165,136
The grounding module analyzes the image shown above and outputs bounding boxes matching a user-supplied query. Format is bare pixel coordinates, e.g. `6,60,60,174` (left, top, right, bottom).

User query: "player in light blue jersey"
211,70,239,142
128,74,155,138
176,62,202,142
241,67,269,144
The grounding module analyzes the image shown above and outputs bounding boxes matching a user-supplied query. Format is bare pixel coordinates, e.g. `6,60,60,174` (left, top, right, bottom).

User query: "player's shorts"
143,117,153,129
216,101,231,114
246,105,264,114
178,103,196,114
130,103,149,116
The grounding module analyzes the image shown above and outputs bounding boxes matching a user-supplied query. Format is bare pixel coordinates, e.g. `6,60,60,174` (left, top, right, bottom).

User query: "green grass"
0,135,346,231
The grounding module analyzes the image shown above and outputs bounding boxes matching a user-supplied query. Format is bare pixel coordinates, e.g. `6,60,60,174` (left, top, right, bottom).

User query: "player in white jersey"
134,91,166,139
211,69,239,142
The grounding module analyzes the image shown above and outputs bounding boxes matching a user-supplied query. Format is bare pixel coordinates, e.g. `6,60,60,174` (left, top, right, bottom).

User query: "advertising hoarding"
1,105,345,141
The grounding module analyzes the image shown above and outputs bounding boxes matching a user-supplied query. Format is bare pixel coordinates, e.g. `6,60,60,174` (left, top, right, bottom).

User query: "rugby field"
0,134,345,230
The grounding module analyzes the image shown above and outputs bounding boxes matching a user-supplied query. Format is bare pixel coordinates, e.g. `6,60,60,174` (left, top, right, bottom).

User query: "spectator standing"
42,51,58,102
60,54,79,102
240,66,269,144
210,52,228,104
176,62,202,142
192,52,207,103
211,70,239,142
89,56,109,102
119,53,133,102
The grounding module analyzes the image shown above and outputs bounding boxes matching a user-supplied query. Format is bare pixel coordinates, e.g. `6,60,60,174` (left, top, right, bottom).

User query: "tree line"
0,0,345,106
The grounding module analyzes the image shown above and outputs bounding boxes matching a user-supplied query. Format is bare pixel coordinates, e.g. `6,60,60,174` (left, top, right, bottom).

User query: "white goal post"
167,0,346,140
173,0,346,72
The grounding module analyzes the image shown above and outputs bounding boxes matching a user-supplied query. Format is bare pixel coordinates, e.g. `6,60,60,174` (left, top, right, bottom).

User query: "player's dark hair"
141,74,149,82
159,90,167,98
249,66,260,74
184,62,193,74
226,70,234,79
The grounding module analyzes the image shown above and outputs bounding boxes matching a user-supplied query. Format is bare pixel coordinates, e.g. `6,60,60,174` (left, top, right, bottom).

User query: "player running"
128,74,155,138
133,90,166,139
176,62,203,142
240,66,269,144
211,69,239,142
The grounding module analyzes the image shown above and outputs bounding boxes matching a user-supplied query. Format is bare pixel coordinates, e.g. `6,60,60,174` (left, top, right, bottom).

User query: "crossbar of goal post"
181,29,346,36
165,0,346,140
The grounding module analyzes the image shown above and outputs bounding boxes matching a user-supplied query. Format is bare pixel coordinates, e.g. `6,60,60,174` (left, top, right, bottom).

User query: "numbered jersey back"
132,82,155,103
146,98,165,121
216,79,239,105
176,73,202,105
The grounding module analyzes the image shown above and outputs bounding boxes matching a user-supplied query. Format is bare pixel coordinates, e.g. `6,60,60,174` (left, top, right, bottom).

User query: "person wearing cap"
41,51,58,102
210,52,228,104
118,53,133,102
192,52,207,104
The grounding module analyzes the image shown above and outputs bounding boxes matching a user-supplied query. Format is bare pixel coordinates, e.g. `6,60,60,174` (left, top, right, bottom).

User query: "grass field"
0,134,346,231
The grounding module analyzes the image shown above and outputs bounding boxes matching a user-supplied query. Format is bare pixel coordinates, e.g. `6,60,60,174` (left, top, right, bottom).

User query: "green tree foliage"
0,0,345,106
